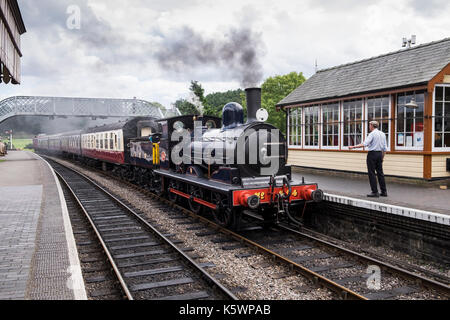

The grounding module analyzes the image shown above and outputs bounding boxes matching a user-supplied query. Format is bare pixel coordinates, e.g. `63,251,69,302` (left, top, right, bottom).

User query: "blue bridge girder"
0,96,180,124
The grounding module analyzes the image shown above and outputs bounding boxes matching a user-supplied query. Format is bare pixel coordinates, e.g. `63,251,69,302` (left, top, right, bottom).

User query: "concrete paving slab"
0,151,86,300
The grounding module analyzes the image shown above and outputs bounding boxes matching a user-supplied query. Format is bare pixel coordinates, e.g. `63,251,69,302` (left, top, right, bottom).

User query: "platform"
294,169,450,226
0,151,86,300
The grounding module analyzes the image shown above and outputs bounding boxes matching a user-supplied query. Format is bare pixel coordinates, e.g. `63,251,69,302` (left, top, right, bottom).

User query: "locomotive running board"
169,188,218,210
154,169,239,193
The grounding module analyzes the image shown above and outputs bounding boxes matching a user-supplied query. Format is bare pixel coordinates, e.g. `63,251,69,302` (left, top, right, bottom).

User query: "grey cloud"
306,0,379,11
408,0,449,16
154,26,266,87
20,0,267,86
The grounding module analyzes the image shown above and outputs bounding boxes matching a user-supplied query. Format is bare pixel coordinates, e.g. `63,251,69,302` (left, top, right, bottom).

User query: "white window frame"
118,130,123,152
287,108,303,149
395,91,426,151
303,105,321,150
321,102,340,150
432,84,450,151
341,99,365,151
365,95,392,152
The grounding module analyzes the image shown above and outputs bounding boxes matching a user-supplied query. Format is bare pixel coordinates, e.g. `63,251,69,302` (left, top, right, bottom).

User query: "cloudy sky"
2,0,450,107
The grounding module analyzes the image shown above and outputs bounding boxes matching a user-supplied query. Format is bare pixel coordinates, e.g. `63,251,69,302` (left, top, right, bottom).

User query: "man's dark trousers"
367,151,387,194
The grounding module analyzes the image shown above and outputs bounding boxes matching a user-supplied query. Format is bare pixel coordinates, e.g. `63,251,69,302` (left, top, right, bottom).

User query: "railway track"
45,155,450,300
62,182,125,299
46,158,237,301
237,214,450,300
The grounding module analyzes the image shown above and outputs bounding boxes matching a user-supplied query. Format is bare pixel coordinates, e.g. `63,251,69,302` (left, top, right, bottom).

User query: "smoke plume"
155,26,265,88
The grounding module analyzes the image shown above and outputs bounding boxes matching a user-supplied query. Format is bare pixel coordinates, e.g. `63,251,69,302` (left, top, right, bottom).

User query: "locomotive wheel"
168,180,180,203
213,208,233,228
188,185,203,214
209,193,231,227
150,174,164,196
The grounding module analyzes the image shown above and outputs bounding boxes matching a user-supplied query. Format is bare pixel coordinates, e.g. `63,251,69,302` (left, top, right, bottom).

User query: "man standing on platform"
349,121,388,198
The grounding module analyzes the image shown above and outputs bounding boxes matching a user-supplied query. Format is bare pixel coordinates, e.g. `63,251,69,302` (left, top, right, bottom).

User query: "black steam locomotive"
34,88,323,228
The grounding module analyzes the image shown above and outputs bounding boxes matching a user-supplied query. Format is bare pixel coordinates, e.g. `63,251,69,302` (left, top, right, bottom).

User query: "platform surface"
0,151,86,300
293,168,450,225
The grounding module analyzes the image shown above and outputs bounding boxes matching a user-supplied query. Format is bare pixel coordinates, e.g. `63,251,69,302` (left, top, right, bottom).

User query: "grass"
12,139,33,151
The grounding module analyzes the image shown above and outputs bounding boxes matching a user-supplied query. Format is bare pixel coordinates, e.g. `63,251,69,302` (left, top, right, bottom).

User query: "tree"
190,80,205,105
173,99,200,115
203,89,244,117
150,102,166,110
173,80,206,115
260,72,306,133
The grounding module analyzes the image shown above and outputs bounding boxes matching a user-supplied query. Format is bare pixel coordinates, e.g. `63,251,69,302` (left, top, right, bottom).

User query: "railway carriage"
34,134,48,152
61,131,82,157
34,88,323,229
48,134,63,154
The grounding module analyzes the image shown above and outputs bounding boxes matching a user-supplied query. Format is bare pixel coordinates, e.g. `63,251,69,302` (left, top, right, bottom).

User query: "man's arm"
349,133,372,150
349,143,364,150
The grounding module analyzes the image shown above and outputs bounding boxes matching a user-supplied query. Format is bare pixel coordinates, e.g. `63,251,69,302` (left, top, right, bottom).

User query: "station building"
277,37,450,180
0,0,26,84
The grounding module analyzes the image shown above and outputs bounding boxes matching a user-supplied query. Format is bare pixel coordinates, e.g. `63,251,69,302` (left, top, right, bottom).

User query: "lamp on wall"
405,98,418,109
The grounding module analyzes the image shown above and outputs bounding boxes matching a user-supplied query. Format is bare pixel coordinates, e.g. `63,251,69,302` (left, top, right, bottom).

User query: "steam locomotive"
34,88,323,228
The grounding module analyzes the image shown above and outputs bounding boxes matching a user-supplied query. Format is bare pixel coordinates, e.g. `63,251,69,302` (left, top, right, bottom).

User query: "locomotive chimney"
245,88,261,123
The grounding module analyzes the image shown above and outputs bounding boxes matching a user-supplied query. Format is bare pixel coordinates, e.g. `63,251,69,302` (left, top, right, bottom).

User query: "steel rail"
142,189,367,299
279,222,450,294
47,157,237,301
54,168,134,300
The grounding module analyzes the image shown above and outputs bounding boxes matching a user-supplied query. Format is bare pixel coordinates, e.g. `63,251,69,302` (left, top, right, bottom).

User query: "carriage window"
118,132,122,151
114,134,118,150
205,120,216,129
110,133,114,150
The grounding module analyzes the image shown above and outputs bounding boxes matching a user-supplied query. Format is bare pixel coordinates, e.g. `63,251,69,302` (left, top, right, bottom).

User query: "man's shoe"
380,193,388,197
367,193,380,198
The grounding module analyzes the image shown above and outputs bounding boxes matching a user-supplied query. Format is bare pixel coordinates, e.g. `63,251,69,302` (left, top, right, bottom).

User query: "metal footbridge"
0,96,180,124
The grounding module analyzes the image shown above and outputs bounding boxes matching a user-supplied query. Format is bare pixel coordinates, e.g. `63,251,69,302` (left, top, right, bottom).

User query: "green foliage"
260,72,306,133
190,81,205,104
150,101,166,110
10,139,33,150
173,72,306,130
203,89,244,117
174,80,205,115
174,99,200,115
